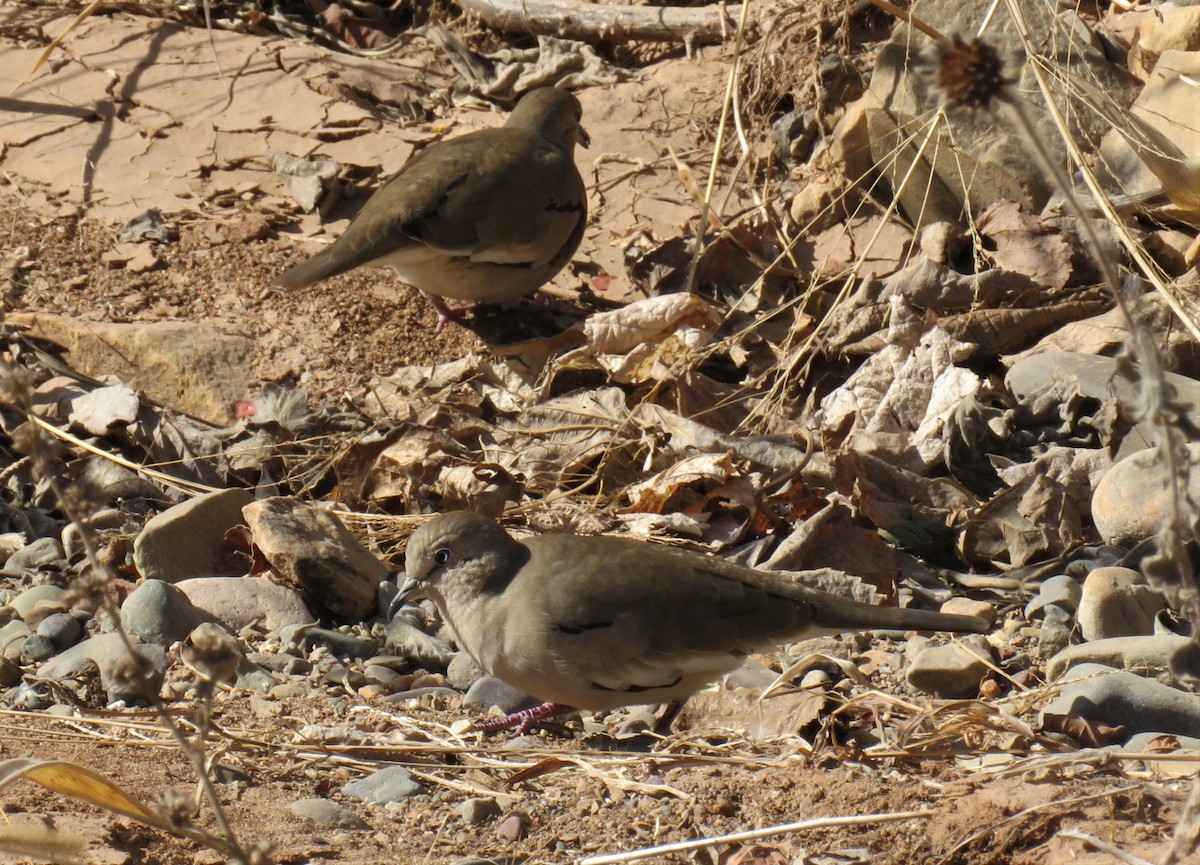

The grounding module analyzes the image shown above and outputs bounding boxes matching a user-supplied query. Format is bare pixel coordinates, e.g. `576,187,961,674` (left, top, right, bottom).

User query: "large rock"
1092,444,1200,547
864,0,1135,227
242,497,388,623
1077,567,1164,641
134,489,255,582
6,314,255,425
176,577,315,633
1041,663,1200,742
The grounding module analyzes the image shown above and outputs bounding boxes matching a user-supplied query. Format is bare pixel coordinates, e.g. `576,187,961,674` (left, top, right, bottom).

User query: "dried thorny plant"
0,358,271,864
928,21,1199,864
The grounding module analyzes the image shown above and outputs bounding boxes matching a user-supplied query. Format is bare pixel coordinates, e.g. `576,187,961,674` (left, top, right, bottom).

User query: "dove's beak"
578,125,591,149
386,576,425,619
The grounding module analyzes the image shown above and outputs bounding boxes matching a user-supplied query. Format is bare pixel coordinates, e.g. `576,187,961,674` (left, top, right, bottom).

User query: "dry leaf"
977,201,1073,291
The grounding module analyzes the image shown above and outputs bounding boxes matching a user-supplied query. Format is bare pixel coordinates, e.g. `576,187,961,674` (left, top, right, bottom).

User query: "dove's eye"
433,547,452,566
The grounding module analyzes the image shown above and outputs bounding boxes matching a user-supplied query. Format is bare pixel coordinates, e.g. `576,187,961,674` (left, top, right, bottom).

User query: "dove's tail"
272,250,350,291
811,594,989,634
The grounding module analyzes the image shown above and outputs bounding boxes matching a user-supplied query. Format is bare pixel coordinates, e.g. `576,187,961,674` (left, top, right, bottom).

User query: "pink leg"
426,294,476,334
476,702,574,735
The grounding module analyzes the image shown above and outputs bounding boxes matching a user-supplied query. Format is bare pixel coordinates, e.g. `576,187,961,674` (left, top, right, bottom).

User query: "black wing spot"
557,621,614,635
591,675,684,694
545,200,585,214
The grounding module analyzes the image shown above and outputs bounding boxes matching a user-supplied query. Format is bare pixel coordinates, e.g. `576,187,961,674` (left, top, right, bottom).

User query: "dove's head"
508,87,590,151
398,512,530,612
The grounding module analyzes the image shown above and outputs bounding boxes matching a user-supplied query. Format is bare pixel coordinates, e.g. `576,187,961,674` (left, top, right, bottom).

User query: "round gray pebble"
36,612,83,650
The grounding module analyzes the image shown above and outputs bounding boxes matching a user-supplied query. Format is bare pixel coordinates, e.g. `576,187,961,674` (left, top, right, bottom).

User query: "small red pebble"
496,813,528,842
978,678,1002,700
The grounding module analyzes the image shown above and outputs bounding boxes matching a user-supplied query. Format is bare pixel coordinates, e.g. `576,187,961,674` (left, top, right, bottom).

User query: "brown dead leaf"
435,463,522,518
506,757,570,786
977,201,1073,291
623,452,740,514
1040,712,1126,747
960,474,1083,567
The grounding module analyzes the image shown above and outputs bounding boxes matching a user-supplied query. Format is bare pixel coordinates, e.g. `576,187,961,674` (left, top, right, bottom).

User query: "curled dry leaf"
435,463,522,518
623,452,739,515
1040,712,1126,748
820,303,981,468
551,293,722,385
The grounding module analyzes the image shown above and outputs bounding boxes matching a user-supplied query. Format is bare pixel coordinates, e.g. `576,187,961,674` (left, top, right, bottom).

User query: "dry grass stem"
579,809,937,865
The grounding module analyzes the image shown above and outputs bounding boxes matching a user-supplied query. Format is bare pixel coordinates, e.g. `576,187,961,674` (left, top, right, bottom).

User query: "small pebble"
342,766,423,805
939,597,997,627
1026,575,1082,618
36,612,83,650
496,813,528,842
906,643,991,698
20,633,57,664
289,798,369,829
455,797,502,825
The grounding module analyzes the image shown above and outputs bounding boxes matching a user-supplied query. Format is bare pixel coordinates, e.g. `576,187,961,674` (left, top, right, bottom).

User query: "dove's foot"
427,295,476,334
477,701,574,735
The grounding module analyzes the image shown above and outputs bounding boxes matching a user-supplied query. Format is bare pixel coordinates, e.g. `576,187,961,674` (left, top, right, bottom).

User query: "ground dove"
395,511,991,733
273,88,588,331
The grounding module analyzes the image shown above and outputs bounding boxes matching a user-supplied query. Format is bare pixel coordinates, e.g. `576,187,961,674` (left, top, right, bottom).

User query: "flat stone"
363,664,403,688
1041,663,1200,742
342,766,423,805
6,314,257,425
1077,567,1164,641
1047,634,1194,681
939,598,997,627
176,576,315,633
9,584,68,620
38,633,167,704
22,599,70,627
134,489,255,583
289,798,368,829
5,538,66,573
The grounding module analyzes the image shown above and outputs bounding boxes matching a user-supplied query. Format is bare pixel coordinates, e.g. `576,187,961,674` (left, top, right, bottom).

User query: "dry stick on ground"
580,810,936,865
452,0,744,46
